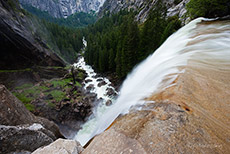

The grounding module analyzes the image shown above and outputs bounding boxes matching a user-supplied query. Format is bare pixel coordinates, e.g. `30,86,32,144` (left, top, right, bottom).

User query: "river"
73,38,118,146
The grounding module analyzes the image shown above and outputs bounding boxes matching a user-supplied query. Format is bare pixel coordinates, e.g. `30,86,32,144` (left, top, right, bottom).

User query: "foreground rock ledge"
32,139,83,154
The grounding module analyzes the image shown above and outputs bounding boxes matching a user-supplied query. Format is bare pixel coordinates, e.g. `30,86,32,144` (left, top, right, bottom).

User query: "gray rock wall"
19,0,106,18
99,0,190,23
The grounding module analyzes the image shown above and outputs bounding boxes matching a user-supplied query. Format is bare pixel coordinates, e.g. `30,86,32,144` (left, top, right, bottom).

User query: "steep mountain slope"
0,0,65,70
19,0,106,18
99,0,190,23
0,0,67,88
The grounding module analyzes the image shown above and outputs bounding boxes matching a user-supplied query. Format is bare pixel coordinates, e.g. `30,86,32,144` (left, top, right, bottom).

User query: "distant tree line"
41,20,84,63
186,0,230,19
84,2,181,79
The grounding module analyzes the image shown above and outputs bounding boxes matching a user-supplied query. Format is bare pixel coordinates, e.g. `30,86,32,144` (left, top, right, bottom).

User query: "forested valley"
23,0,229,78
84,2,181,79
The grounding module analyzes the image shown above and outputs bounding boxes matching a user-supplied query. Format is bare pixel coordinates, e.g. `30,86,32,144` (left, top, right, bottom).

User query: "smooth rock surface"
32,139,83,154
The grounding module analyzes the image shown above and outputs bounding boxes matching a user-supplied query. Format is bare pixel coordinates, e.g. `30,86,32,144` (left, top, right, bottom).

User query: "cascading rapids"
75,17,230,146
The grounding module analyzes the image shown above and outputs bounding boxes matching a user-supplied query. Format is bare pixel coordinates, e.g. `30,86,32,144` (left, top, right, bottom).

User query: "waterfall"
75,17,230,146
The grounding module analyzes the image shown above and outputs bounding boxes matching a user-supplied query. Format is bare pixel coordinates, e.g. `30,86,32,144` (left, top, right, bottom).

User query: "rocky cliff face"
19,0,106,18
0,0,65,70
99,0,190,23
0,0,67,88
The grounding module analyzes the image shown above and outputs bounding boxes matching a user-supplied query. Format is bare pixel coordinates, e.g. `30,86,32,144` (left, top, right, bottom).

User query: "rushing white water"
73,39,117,145
75,17,230,146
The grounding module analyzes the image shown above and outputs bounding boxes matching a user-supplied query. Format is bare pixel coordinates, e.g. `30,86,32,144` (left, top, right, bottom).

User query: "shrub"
25,104,35,111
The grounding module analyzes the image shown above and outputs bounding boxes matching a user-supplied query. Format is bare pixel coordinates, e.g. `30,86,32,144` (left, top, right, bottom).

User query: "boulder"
86,84,94,91
96,78,103,82
0,124,54,153
32,139,83,154
106,87,116,97
85,79,93,83
105,100,112,106
97,81,106,87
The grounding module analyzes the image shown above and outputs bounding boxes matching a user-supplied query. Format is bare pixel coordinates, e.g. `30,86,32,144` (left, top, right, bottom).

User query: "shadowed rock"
0,124,54,153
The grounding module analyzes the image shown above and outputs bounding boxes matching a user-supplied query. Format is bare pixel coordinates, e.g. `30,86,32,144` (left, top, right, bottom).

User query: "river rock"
106,87,116,97
85,79,93,83
96,78,103,82
97,81,107,87
105,100,112,106
86,84,94,91
32,139,83,154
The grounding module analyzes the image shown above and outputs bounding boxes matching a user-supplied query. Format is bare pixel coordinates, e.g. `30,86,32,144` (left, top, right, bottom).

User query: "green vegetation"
12,75,82,111
19,9,84,63
7,0,17,11
186,0,230,19
38,20,83,63
48,90,65,102
15,83,33,90
13,92,33,104
47,102,56,108
76,71,85,80
84,2,181,79
25,104,35,111
50,78,71,88
0,68,32,73
22,4,97,28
